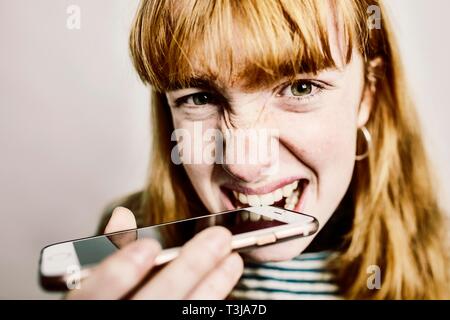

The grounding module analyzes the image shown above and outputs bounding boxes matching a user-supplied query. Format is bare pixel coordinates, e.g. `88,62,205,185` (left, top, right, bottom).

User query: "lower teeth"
240,212,273,222
249,212,260,221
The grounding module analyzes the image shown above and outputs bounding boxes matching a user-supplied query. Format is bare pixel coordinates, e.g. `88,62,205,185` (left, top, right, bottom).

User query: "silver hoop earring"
355,126,372,161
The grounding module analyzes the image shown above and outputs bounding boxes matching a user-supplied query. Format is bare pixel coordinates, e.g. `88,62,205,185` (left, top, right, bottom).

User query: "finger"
105,207,138,249
187,252,243,300
104,207,137,234
132,226,232,300
66,239,160,300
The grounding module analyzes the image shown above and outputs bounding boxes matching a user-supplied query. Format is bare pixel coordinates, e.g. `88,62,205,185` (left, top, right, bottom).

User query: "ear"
357,57,383,128
357,84,373,128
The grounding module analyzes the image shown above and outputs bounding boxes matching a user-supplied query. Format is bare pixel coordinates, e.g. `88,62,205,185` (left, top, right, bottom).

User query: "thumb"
104,207,138,249
104,206,137,234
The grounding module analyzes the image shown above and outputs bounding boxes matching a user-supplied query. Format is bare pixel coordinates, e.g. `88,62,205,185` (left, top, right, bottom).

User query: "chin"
240,236,313,262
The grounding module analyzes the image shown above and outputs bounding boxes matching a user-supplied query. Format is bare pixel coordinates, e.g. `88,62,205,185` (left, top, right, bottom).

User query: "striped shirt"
230,251,342,300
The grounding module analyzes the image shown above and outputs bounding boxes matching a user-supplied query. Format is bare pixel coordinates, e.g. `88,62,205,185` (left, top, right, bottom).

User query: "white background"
0,0,449,298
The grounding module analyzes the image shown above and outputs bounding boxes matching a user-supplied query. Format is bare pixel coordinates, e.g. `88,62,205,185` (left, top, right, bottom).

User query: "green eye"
191,93,210,105
291,81,312,96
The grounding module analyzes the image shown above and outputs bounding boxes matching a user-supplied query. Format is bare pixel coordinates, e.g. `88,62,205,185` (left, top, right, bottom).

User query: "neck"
304,190,354,253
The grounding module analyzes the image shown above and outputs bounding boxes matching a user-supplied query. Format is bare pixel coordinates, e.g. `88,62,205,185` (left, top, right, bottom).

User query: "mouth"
221,178,309,220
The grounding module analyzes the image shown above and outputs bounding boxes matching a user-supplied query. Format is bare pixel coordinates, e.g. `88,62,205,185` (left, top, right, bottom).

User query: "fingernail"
112,206,126,217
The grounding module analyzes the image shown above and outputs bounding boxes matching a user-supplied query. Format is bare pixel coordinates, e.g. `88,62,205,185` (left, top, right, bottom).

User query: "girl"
68,0,450,299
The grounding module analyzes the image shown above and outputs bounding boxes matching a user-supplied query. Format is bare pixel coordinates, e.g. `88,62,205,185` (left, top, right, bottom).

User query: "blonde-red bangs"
130,0,366,91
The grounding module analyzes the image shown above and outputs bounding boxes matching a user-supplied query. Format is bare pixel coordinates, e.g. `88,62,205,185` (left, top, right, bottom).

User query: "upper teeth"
233,180,301,210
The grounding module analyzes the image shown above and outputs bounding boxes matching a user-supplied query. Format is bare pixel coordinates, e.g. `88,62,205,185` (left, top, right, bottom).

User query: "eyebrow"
166,77,220,92
165,59,339,93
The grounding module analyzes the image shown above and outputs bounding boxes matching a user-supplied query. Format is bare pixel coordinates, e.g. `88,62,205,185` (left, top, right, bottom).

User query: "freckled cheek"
171,116,218,194
312,130,355,164
284,114,357,178
282,119,356,221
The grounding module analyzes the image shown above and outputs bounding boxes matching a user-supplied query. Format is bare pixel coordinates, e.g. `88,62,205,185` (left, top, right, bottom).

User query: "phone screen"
72,209,287,268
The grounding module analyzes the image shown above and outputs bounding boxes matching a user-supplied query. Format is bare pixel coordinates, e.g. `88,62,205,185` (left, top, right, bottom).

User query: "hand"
66,207,243,299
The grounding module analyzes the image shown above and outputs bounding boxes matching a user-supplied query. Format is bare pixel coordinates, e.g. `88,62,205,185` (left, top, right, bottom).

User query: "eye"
290,81,312,96
189,92,211,105
276,79,324,101
280,80,317,97
173,92,218,108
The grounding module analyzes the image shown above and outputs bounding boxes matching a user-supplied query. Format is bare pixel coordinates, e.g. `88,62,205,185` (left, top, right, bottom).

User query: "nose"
219,91,279,183
221,128,279,183
222,161,272,183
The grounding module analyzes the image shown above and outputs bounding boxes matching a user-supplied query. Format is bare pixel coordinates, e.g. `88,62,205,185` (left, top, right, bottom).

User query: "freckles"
326,127,355,156
301,121,355,165
279,106,357,168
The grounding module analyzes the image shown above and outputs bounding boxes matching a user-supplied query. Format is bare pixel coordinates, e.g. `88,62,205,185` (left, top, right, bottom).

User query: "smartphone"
39,206,318,291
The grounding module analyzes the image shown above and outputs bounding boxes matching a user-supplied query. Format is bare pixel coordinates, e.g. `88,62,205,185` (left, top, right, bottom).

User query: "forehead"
145,0,356,92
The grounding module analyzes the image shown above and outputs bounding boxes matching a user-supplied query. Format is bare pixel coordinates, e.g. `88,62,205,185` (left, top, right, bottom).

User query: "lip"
220,177,310,212
221,176,306,195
